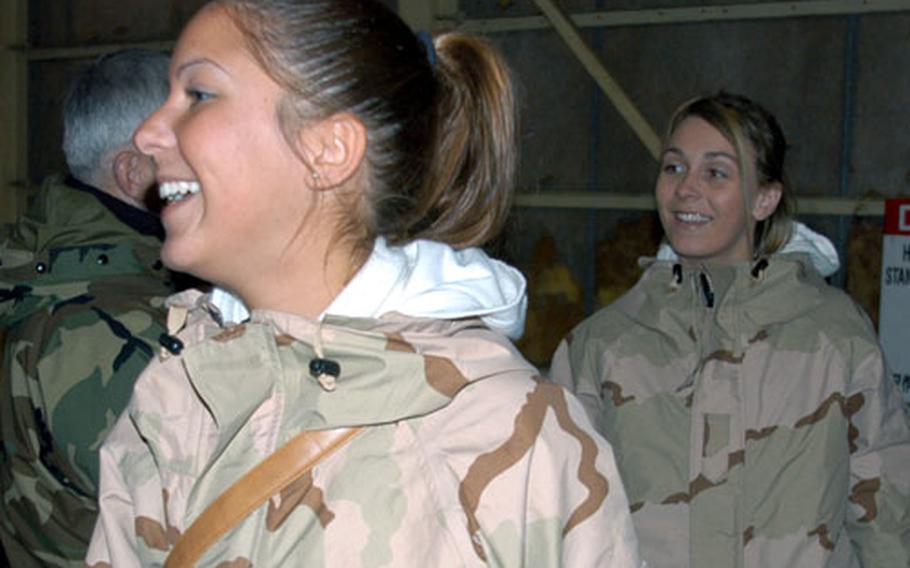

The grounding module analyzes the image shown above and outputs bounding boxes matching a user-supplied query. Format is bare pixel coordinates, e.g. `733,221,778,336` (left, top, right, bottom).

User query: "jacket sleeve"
86,409,163,568
531,384,641,567
38,302,164,493
549,330,607,433
460,378,641,567
0,296,165,566
844,339,910,566
426,370,642,567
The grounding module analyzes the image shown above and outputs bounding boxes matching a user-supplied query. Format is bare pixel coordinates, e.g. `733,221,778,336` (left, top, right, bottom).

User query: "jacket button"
96,254,109,265
35,262,47,274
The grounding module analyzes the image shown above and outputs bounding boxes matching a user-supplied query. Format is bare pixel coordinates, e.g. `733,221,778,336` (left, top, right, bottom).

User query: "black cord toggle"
158,333,185,355
751,258,769,279
309,358,341,379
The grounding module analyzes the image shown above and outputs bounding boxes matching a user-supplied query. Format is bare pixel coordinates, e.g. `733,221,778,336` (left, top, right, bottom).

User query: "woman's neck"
231,236,371,320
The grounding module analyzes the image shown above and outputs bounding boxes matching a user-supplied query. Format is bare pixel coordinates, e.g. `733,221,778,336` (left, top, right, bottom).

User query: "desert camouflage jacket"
86,289,642,567
0,178,176,567
551,253,910,568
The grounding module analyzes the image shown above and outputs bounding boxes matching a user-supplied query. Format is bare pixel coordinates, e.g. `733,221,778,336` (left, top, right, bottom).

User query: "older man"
0,48,185,566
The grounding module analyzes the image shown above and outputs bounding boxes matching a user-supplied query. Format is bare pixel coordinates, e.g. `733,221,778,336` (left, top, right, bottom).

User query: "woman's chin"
161,241,203,278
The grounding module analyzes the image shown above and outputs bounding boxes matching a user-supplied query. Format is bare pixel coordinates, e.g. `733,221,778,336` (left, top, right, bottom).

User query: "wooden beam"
461,0,910,33
0,0,27,223
531,0,662,160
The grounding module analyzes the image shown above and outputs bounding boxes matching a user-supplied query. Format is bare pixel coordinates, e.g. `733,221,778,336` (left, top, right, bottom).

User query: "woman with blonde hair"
86,1,641,566
551,92,910,567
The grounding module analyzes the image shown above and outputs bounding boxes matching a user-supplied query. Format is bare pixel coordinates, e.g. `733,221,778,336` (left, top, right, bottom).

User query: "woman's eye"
662,162,684,175
186,88,214,105
708,167,729,179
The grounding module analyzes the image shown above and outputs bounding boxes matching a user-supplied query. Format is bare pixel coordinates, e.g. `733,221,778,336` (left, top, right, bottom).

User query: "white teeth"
159,181,201,202
676,212,711,223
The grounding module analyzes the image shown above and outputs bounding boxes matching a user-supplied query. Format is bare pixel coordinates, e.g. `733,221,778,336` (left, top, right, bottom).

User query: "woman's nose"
675,171,701,199
133,104,174,158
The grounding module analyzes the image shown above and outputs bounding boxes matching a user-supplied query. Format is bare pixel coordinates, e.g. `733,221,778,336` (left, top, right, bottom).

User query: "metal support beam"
461,0,910,34
0,0,27,222
532,0,662,160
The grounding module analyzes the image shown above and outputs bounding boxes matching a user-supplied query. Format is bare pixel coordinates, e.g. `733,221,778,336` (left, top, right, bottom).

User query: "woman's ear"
752,182,782,222
295,113,367,190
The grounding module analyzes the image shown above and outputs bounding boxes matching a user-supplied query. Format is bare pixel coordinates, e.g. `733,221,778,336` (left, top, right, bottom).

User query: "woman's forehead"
171,4,245,72
669,117,738,157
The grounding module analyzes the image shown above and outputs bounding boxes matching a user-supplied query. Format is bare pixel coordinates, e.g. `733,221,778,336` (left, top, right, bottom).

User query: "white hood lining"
656,221,841,277
208,238,528,339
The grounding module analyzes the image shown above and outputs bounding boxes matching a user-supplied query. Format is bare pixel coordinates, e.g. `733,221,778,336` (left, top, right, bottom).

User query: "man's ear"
112,150,156,209
295,113,367,190
752,182,782,222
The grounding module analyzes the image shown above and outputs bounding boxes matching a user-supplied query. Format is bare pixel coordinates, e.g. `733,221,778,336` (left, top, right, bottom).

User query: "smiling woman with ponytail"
85,1,642,566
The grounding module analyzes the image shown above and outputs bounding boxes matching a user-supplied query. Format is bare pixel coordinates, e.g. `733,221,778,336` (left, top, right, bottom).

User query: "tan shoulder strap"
165,427,362,568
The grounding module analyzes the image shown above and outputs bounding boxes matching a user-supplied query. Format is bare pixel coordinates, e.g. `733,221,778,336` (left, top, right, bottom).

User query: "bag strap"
165,426,363,568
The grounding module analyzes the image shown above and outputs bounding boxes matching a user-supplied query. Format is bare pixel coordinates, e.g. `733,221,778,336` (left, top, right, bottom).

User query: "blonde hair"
665,92,795,258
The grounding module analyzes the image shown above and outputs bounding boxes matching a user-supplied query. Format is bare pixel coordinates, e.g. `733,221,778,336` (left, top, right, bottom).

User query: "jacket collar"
67,175,164,239
632,253,828,329
147,293,533,459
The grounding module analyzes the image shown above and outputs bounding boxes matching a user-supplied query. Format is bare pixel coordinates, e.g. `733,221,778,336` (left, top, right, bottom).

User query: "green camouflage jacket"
86,289,642,567
0,178,178,567
551,254,910,567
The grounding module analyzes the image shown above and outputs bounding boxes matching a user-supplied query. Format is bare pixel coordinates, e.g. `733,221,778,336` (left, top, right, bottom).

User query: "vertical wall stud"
0,0,28,222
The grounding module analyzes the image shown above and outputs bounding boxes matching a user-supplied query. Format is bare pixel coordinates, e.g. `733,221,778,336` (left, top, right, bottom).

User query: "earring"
311,171,321,181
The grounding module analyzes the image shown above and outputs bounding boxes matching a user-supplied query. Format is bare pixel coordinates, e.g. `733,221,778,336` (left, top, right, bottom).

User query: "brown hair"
664,91,795,258
215,0,517,254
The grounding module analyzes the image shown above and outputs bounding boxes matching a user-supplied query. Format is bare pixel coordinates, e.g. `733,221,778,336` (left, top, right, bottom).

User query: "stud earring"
311,171,321,181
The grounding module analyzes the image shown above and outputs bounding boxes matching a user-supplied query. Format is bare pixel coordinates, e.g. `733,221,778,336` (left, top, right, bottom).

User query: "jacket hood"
209,237,528,339
0,178,166,328
327,238,527,339
147,291,535,445
620,249,833,345
6,177,162,255
656,221,841,277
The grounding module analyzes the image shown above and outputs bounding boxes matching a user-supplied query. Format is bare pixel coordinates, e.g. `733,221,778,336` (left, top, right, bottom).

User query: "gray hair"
62,48,170,186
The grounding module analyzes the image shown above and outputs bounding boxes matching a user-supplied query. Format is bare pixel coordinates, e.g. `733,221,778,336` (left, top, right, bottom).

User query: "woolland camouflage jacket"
0,177,178,566
551,254,910,567
86,290,642,567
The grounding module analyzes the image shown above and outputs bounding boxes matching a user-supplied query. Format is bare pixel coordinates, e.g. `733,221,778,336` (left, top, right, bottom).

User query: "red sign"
883,198,910,235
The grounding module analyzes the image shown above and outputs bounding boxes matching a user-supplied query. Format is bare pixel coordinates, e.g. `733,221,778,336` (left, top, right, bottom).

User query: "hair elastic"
416,31,437,68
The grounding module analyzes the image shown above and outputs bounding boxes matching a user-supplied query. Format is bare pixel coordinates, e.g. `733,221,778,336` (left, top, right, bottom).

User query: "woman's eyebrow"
705,150,737,162
175,57,230,79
